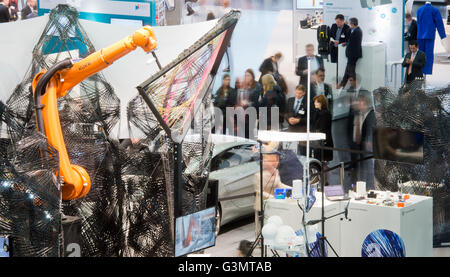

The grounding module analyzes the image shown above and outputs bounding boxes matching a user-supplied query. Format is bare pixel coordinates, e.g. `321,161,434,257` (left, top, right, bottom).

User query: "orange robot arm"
32,26,157,201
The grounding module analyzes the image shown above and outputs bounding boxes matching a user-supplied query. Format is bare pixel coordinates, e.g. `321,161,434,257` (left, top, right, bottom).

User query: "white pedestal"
340,191,433,257
264,191,433,257
324,42,386,92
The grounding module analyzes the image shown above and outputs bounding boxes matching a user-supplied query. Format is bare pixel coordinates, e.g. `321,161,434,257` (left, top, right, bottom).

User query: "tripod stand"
306,201,351,257
305,147,351,257
247,140,265,257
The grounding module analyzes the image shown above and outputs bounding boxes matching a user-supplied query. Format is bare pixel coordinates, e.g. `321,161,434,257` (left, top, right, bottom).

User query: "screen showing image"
296,0,323,9
373,127,424,164
0,236,11,258
175,207,216,257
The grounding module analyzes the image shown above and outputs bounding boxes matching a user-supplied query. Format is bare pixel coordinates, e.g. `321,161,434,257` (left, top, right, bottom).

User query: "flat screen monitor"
296,0,323,9
373,127,424,164
175,207,216,257
0,236,11,257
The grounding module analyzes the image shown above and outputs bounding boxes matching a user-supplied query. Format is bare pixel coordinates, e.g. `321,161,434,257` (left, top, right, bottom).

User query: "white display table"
323,42,386,92
264,195,342,257
264,191,433,257
341,191,433,257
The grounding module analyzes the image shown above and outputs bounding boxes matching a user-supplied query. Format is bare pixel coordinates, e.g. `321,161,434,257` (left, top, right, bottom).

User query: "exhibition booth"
293,0,449,90
0,1,448,259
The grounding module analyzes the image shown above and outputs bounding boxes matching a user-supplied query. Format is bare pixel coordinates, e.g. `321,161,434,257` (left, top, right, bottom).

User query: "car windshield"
211,145,255,171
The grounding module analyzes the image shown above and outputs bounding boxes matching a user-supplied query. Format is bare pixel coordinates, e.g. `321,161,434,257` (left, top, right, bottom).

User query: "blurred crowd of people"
0,0,37,23
211,10,379,193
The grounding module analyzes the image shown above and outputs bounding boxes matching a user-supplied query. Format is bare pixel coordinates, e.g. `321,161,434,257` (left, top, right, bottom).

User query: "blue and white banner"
38,0,155,25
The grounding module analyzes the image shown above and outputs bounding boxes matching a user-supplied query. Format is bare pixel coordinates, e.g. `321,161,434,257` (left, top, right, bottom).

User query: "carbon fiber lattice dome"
1,5,241,257
374,81,450,246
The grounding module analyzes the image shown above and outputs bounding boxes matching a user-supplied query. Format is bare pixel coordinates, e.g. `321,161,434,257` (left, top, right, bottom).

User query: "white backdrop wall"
323,0,405,85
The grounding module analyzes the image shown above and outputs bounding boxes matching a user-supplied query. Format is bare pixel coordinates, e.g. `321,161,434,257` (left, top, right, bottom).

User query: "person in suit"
337,17,363,89
0,0,10,23
329,14,351,63
311,95,333,162
287,85,314,133
311,68,333,111
296,44,324,87
348,94,376,190
404,13,418,49
402,40,427,85
213,74,237,135
287,85,315,155
259,52,282,82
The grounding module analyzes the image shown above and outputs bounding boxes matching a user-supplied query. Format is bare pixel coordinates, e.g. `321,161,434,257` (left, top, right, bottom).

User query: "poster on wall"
296,0,324,9
323,0,404,63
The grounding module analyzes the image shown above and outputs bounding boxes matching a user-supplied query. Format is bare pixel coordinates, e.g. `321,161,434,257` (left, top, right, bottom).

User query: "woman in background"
260,74,279,130
234,69,262,138
311,94,333,162
260,74,285,130
243,69,262,110
213,74,236,135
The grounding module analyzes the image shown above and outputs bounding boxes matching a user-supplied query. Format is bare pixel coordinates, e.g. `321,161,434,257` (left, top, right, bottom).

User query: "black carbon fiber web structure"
0,101,62,257
374,81,450,246
0,5,240,257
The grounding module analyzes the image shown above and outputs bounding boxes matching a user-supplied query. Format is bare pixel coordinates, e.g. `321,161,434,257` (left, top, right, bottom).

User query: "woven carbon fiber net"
0,101,62,257
1,5,240,256
374,81,450,246
129,11,240,219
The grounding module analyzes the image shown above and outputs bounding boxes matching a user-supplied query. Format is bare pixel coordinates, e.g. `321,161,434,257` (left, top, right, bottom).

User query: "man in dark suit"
287,85,315,132
311,68,333,110
287,85,315,155
348,93,376,190
338,17,363,89
404,13,418,48
0,0,10,23
329,14,350,63
402,40,426,85
296,44,324,87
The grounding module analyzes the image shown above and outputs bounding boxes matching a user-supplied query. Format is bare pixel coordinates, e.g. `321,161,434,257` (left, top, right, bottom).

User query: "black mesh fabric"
374,81,450,246
0,5,240,257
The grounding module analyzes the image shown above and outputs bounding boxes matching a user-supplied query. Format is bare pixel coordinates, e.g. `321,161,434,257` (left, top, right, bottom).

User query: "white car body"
206,134,322,229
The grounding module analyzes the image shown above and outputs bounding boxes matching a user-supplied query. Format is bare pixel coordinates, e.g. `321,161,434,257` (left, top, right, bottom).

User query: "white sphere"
267,215,283,226
262,223,278,245
275,225,296,247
